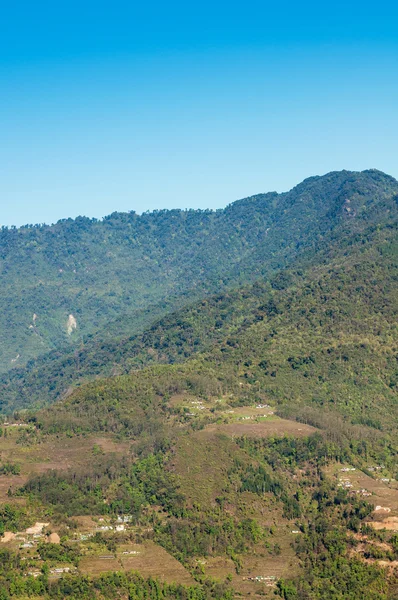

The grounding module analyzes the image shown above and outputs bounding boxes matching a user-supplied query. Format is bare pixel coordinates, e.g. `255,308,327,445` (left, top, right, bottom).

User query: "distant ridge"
1,169,397,411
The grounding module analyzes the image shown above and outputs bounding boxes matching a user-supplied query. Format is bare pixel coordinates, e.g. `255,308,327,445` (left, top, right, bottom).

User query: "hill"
27,219,397,438
1,169,397,410
0,169,396,376
0,170,397,599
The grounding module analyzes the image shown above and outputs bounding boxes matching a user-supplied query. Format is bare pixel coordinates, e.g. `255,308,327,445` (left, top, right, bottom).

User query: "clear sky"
1,0,397,226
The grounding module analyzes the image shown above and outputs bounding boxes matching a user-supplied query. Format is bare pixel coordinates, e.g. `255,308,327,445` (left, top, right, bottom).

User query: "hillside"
1,262,398,599
26,219,397,437
0,169,396,375
1,169,397,411
0,170,397,599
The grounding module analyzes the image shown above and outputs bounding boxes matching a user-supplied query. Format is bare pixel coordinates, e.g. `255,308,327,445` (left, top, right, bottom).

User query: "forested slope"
0,169,396,375
23,220,397,439
2,170,397,411
5,219,396,598
1,171,398,599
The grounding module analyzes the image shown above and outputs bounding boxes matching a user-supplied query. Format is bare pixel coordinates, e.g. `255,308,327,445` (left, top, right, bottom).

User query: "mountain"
0,170,397,599
0,169,396,376
29,218,397,437
1,169,397,411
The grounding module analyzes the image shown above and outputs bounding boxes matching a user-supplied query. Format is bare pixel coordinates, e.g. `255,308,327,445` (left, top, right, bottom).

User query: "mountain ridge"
1,169,397,411
1,169,398,599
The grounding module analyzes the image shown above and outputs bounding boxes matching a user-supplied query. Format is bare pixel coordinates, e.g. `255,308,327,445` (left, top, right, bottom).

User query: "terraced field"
79,541,195,585
0,426,131,501
325,463,398,531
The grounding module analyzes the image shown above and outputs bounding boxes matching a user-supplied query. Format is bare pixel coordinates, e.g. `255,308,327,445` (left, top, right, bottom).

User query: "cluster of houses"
375,505,391,513
367,466,394,483
1,522,62,549
338,476,353,490
244,575,276,586
337,464,396,498
191,400,206,409
28,566,75,579
354,488,372,498
337,476,372,497
19,530,60,549
187,400,207,416
99,524,126,532
96,517,132,533
239,413,271,420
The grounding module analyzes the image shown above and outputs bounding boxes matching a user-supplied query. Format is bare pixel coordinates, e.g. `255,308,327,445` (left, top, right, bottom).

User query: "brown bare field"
72,516,100,530
120,542,194,585
168,393,203,408
80,541,194,585
223,406,274,418
79,556,121,576
0,474,29,503
203,417,317,439
369,517,398,532
202,556,235,580
0,430,131,501
325,464,398,531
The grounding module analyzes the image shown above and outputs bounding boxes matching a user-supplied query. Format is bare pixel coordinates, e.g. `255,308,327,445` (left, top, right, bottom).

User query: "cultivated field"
325,463,398,530
204,418,317,438
80,541,195,585
0,427,131,501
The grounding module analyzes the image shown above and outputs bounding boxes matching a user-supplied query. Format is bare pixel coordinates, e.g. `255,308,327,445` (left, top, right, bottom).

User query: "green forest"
0,168,396,376
0,170,397,599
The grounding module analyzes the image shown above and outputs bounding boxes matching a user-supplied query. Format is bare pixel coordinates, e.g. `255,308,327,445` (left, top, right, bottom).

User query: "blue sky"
1,1,397,226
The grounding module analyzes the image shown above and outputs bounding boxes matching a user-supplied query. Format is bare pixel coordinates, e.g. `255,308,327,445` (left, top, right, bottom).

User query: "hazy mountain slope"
1,169,396,374
2,225,398,413
1,170,397,410
13,220,395,597
27,220,398,438
1,183,398,599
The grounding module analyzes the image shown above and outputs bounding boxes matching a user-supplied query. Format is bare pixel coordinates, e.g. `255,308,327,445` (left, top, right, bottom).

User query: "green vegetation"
21,453,183,517
0,463,20,475
17,219,397,450
0,562,233,600
1,168,396,389
10,427,398,597
0,505,30,535
0,170,397,598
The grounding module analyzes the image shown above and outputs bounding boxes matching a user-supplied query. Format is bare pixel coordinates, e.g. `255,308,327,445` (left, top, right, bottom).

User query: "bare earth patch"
80,541,194,585
120,542,194,585
1,532,16,543
79,556,121,576
370,517,398,532
203,418,317,438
